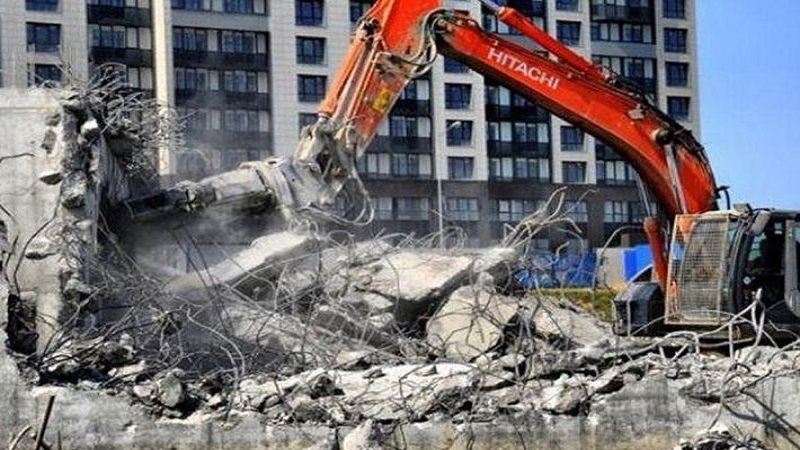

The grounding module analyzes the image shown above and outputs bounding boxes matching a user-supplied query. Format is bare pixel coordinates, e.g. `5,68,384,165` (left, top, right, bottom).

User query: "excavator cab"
615,209,800,338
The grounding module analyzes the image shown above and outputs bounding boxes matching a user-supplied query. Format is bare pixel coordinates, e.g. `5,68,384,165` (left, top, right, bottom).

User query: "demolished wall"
0,88,136,355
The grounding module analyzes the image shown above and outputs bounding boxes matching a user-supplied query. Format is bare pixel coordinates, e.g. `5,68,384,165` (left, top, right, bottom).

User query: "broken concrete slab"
166,231,316,295
337,291,395,316
354,250,474,301
523,297,611,348
309,305,396,349
426,285,520,361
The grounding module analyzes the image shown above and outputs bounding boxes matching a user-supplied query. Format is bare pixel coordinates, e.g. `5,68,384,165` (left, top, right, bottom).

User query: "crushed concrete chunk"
156,370,186,409
356,250,473,302
341,419,381,450
525,297,611,348
166,231,315,294
426,285,519,361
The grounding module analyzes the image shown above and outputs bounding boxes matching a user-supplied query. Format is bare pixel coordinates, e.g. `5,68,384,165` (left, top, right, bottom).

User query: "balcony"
175,90,270,109
508,0,546,17
87,5,151,26
392,99,431,116
485,104,550,122
590,4,653,23
90,47,152,66
370,136,432,153
624,76,657,95
173,50,268,71
487,140,550,157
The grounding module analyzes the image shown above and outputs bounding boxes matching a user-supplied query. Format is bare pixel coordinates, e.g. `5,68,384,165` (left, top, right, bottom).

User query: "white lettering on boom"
487,47,560,90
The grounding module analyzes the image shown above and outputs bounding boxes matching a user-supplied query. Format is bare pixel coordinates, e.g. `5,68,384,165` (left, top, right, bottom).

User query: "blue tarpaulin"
514,251,598,289
623,244,653,280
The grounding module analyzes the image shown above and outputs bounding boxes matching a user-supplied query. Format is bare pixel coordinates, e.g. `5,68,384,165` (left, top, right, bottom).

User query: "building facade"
0,0,700,250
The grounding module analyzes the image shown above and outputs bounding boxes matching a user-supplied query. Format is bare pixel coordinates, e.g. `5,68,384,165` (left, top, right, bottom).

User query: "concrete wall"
0,88,133,353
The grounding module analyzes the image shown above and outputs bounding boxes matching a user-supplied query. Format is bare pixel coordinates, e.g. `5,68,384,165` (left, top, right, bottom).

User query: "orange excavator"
125,0,800,336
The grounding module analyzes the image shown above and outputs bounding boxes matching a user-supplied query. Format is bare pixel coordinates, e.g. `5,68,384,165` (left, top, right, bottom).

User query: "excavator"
123,0,800,338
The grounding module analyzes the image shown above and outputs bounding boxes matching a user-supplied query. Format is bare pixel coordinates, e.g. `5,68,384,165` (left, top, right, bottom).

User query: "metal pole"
437,121,462,248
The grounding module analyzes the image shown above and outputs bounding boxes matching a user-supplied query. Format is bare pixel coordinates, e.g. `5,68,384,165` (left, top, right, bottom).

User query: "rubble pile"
1,87,797,448
7,229,795,449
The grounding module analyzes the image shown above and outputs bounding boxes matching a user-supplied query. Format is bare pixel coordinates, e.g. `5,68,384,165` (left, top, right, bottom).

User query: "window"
591,22,653,44
298,75,326,102
296,37,325,65
224,0,254,14
389,116,419,137
495,199,541,222
221,30,256,53
446,198,479,221
490,157,550,182
444,57,469,74
391,153,431,178
562,161,586,184
26,0,58,11
172,0,207,11
296,0,324,26
663,0,685,19
298,113,318,130
180,108,208,130
396,197,429,221
222,70,259,92
173,27,208,51
664,28,687,53
350,0,372,23
30,64,62,87
446,120,472,146
485,84,511,107
630,201,657,223
667,96,690,120
445,83,471,109
557,21,581,46
665,62,688,87
27,23,60,53
87,0,126,5
596,160,635,185
604,201,629,223
358,153,391,178
556,0,578,11
448,157,474,180
560,126,584,152
222,109,260,132
175,67,208,91
373,197,393,220
593,55,656,93
126,67,154,90
565,201,588,223
89,25,126,48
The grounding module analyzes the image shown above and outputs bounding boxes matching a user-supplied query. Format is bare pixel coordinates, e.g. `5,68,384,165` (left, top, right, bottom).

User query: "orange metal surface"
318,0,442,156
435,13,717,218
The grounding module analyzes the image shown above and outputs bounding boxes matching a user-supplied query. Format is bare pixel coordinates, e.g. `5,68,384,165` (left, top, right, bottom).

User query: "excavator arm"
317,0,718,218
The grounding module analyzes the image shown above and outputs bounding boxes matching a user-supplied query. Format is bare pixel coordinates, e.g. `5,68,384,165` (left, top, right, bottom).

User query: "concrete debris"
341,419,381,450
675,425,772,450
426,285,519,361
523,296,611,348
166,231,316,295
155,370,187,409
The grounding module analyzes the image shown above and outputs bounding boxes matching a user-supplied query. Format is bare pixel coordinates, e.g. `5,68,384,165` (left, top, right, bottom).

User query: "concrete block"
426,286,519,361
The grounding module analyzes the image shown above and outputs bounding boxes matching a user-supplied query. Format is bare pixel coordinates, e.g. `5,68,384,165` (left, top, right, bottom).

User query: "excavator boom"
320,0,718,218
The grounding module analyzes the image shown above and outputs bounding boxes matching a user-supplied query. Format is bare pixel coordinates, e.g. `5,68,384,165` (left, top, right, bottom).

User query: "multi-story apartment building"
0,0,700,250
